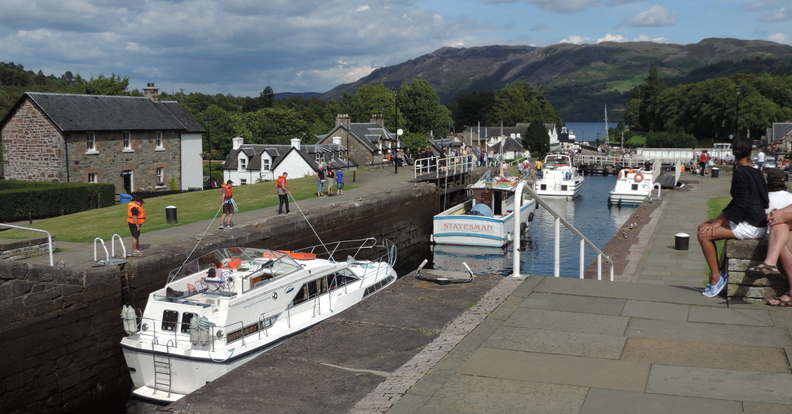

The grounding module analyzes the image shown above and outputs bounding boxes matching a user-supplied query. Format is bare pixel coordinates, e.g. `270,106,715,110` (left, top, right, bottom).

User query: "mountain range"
318,38,792,122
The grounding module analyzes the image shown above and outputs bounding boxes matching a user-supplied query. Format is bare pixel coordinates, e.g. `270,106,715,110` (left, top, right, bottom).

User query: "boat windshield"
167,247,301,283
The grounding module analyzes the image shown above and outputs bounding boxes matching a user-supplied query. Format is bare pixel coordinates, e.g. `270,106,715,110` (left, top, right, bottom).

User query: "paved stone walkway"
362,168,792,413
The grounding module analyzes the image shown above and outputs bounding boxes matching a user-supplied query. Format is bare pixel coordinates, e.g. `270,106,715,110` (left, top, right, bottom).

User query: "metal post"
205,117,212,188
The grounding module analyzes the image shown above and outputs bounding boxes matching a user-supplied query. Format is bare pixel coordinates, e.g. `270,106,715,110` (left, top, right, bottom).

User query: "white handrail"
523,185,615,281
0,223,54,266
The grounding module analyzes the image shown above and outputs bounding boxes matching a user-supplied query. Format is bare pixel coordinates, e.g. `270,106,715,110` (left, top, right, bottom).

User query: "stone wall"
0,183,438,413
723,239,789,300
1,99,64,182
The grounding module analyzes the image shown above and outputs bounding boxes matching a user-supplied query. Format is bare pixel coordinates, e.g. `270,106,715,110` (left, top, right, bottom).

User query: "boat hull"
432,199,536,247
607,169,654,207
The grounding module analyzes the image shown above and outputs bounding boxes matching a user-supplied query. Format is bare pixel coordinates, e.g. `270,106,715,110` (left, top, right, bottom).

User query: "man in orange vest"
219,180,234,229
276,172,291,215
127,197,146,255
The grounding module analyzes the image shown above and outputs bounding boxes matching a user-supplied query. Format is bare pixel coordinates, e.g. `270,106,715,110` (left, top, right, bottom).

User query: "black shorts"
222,201,234,214
128,222,141,238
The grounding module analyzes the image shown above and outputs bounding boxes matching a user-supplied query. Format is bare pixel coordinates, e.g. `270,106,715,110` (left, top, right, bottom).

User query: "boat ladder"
152,340,174,396
92,234,128,266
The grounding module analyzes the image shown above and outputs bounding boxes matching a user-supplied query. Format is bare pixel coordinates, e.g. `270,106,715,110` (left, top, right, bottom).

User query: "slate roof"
1,92,201,132
490,136,525,153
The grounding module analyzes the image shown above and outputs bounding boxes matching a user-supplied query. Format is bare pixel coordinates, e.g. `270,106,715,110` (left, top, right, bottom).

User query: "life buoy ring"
634,173,644,183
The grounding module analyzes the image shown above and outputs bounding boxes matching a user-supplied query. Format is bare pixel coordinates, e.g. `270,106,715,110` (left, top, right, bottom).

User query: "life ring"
634,173,644,183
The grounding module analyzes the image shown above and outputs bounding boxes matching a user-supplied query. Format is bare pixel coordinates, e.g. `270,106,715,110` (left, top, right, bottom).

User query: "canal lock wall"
0,181,441,413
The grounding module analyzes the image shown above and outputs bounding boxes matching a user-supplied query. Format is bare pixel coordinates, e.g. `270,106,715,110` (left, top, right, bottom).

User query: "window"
239,157,248,171
88,173,97,183
181,313,198,333
123,131,132,150
262,157,270,171
161,310,179,332
155,131,163,149
86,132,96,153
156,167,164,185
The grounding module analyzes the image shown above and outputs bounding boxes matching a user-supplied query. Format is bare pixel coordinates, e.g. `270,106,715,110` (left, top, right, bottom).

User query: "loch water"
430,174,636,277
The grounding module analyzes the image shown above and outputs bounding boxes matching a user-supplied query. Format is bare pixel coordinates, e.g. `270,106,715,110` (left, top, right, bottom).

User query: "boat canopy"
469,204,494,217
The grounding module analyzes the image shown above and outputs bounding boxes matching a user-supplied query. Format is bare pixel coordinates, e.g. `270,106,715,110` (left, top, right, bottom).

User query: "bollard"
711,168,719,178
675,232,689,250
166,206,178,224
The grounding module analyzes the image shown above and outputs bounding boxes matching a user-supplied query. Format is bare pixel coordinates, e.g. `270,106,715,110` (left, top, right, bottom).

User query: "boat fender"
528,212,535,222
121,305,134,335
125,305,139,335
520,222,527,234
198,317,215,346
634,173,644,183
617,170,623,179
190,317,199,345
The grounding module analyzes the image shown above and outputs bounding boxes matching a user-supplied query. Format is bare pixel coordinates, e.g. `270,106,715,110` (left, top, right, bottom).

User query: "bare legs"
697,216,735,285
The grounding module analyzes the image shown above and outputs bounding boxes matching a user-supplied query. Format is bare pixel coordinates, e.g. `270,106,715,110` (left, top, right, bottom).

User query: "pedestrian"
757,148,766,171
219,180,234,229
697,138,768,297
127,196,146,255
316,164,326,197
699,150,709,176
335,168,345,195
276,172,291,215
325,165,335,196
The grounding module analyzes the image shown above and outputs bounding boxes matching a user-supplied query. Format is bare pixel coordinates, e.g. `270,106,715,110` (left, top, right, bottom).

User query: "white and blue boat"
431,169,535,247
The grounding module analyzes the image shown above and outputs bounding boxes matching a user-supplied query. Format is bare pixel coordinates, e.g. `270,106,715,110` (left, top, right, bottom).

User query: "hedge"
0,181,116,221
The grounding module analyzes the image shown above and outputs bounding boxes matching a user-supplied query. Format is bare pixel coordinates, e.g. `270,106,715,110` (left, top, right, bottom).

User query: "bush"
0,181,115,221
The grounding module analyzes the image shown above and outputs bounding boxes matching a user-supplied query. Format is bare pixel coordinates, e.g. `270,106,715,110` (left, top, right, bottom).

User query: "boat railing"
523,185,615,280
414,155,474,179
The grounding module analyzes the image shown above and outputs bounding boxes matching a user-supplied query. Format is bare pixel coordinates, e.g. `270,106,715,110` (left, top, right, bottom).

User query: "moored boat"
608,167,655,206
431,169,535,247
533,153,584,199
120,238,397,403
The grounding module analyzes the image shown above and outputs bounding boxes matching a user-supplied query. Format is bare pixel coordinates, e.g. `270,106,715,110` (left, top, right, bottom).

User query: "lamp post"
205,117,212,188
734,83,742,140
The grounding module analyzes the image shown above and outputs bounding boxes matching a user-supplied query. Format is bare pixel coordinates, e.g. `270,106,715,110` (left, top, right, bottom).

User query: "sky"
1,0,791,97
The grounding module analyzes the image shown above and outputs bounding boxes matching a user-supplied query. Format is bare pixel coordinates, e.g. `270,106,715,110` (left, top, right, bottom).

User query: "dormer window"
238,157,248,171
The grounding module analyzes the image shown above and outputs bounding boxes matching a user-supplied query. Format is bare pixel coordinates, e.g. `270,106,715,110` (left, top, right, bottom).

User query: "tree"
67,73,130,95
450,91,497,132
525,121,549,156
398,79,452,137
259,86,275,108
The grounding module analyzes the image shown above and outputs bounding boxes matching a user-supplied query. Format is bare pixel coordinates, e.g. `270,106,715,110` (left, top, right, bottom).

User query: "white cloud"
560,35,594,44
768,32,792,45
759,7,792,22
629,4,677,27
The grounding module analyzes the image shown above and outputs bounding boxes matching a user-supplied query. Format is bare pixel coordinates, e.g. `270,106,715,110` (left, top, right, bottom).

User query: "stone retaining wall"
0,236,53,261
0,183,438,413
723,239,789,300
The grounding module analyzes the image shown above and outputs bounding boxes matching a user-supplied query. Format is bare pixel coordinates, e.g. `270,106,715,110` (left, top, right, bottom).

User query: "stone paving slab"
625,318,792,348
647,364,792,405
483,326,627,359
520,292,626,316
621,338,790,374
459,347,650,393
504,307,629,336
579,388,743,414
621,299,690,321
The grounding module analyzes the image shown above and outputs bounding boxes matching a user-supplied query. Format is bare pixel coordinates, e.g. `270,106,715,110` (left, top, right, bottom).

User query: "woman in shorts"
697,138,768,297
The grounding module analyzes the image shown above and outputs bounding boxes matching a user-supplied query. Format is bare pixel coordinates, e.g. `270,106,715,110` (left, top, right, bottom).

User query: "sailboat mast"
604,104,610,146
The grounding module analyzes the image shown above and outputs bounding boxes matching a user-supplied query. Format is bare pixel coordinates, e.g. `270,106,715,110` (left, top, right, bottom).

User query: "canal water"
430,174,635,277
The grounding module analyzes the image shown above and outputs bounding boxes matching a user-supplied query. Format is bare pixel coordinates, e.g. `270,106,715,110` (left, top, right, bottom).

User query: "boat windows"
292,270,359,306
364,275,396,298
162,310,179,332
226,313,281,344
181,312,198,333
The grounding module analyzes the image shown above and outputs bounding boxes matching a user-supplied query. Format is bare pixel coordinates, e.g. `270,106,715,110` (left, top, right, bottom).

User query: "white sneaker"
702,272,728,297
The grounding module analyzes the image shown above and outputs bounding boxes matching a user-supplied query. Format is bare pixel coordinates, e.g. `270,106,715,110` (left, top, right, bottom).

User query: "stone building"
316,114,406,165
0,84,205,193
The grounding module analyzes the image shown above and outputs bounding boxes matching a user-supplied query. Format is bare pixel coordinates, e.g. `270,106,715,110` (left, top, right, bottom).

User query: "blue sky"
1,0,790,97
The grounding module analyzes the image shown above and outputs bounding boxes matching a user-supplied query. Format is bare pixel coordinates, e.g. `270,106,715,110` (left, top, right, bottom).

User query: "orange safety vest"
127,201,146,224
276,175,287,188
222,184,233,199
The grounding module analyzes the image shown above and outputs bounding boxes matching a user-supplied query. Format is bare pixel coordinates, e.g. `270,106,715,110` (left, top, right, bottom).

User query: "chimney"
290,138,301,150
335,114,351,129
143,83,159,103
232,137,244,150
370,114,385,128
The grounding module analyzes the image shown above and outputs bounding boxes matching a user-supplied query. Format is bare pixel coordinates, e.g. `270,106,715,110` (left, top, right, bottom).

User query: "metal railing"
512,182,615,281
414,155,476,179
0,223,54,266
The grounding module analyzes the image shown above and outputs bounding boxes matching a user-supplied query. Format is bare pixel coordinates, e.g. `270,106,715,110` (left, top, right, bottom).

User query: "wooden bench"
723,239,789,300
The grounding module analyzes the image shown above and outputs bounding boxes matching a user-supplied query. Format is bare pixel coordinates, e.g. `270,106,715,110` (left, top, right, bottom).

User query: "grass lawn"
1,176,353,243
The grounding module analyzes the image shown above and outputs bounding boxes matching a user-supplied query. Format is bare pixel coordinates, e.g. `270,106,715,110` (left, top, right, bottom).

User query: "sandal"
767,293,792,307
746,262,782,278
